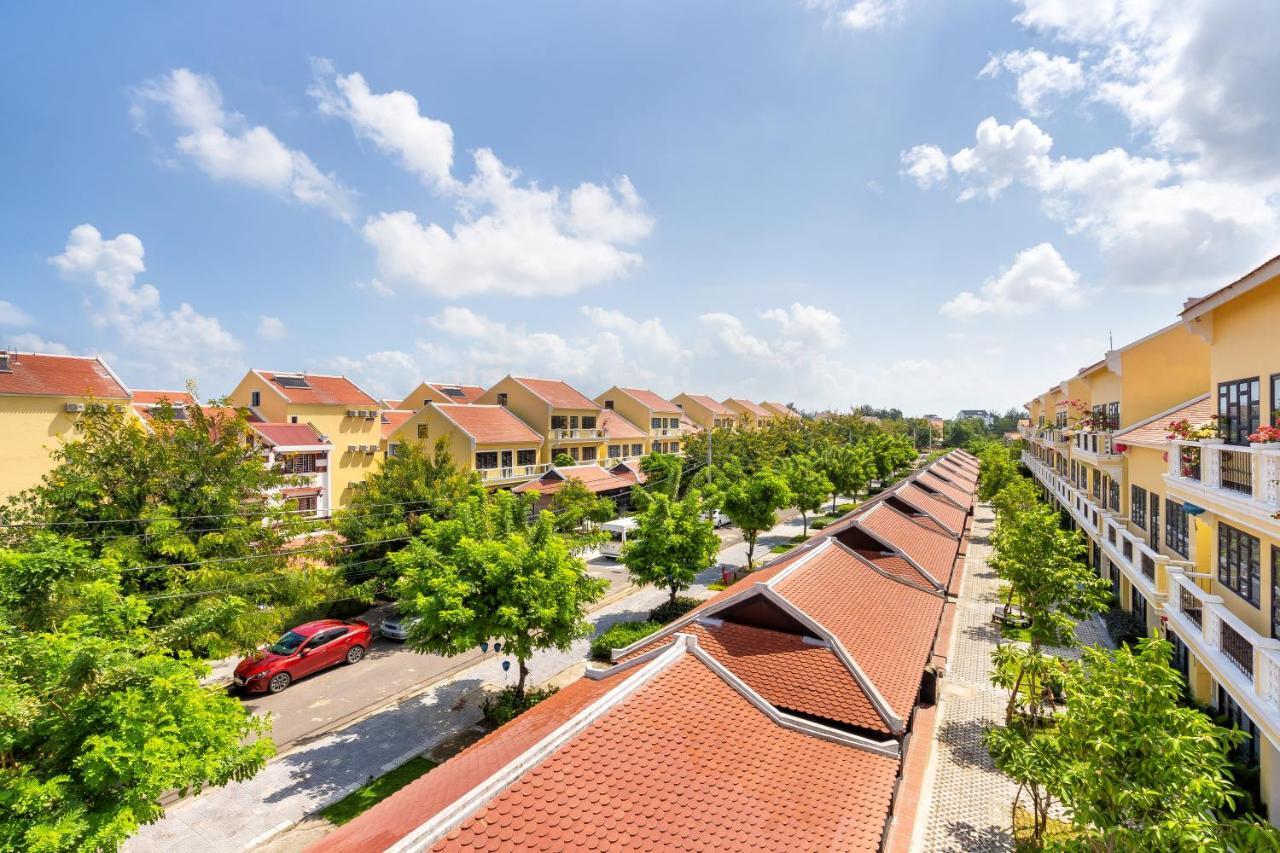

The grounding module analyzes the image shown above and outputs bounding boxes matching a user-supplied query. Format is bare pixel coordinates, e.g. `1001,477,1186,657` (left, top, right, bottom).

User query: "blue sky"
2,1,1276,414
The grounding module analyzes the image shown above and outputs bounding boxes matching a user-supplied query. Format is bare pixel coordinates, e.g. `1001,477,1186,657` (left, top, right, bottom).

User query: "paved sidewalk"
915,505,1112,852
127,511,807,852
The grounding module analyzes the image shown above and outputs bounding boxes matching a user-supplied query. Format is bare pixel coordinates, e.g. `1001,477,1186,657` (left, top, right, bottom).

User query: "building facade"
476,376,606,465
595,386,684,456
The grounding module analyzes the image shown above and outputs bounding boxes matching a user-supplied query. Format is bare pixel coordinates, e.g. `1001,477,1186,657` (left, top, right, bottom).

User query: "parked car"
379,607,421,641
233,619,371,694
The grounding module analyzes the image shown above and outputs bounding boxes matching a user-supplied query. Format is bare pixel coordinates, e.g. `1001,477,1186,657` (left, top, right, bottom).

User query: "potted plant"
1248,422,1280,445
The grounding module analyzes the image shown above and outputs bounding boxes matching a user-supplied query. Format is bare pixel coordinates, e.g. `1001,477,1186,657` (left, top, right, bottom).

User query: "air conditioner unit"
364,411,377,420
347,409,359,417
347,444,359,453
64,402,85,413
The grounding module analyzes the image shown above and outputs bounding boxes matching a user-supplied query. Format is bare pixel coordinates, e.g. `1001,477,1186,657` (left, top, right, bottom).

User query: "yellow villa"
0,350,132,502
399,380,485,409
388,402,544,487
227,370,381,509
672,393,735,431
595,386,685,456
722,397,770,429
1020,254,1280,822
475,376,605,465
760,400,799,420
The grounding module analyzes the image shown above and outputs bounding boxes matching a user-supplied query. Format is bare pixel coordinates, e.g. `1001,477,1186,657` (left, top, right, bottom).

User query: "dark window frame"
1165,501,1189,557
1218,376,1260,446
1218,522,1261,608
516,449,537,467
475,451,499,470
1131,486,1147,531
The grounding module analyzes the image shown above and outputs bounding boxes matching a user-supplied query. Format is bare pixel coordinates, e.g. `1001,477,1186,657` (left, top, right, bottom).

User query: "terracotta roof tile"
1114,394,1214,447
435,403,543,446
514,377,599,410
514,464,634,496
0,353,128,398
852,549,939,592
617,387,680,413
852,504,960,587
599,409,647,440
916,472,973,508
893,483,967,535
725,398,771,418
381,410,413,439
383,398,406,410
608,460,647,484
680,393,732,415
131,389,198,406
434,654,897,852
249,422,329,447
257,371,378,407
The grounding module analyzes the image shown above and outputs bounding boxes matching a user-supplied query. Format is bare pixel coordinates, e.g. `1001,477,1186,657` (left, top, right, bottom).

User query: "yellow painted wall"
228,373,289,422
1205,276,1280,419
1085,369,1122,412
672,394,716,430
402,382,455,409
0,395,125,502
391,406,474,468
1119,324,1210,427
476,377,551,451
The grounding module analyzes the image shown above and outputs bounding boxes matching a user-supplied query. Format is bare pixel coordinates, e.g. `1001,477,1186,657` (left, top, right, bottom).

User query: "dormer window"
251,390,261,407
497,392,508,407
604,400,614,409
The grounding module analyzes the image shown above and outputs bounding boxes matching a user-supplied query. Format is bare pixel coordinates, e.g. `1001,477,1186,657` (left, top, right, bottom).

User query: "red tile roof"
680,393,732,415
599,409,646,440
514,464,633,496
131,389,198,406
0,353,128,398
433,653,897,852
434,403,543,445
428,383,484,404
249,422,329,448
617,386,680,413
256,371,378,407
916,472,973,508
726,397,771,418
383,397,406,410
773,545,944,719
381,410,413,439
893,483,967,535
513,376,598,410
608,460,647,484
1114,394,1214,447
851,503,960,588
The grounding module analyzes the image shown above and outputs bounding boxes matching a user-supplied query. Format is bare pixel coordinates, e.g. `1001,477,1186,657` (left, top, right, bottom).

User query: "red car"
233,619,371,694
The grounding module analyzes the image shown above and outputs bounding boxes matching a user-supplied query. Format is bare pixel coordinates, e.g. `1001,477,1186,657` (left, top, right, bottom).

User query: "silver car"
379,608,420,641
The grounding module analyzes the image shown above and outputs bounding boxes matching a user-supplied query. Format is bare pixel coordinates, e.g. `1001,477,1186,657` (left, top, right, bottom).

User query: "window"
581,446,597,461
1217,685,1260,765
1131,586,1147,633
517,449,537,466
296,495,317,512
285,454,316,474
1108,480,1120,512
569,415,580,429
608,444,622,459
496,392,508,407
1170,631,1190,680
290,415,298,424
1166,501,1189,557
1218,377,1260,445
475,452,498,470
581,416,597,430
1273,547,1280,641
651,417,662,429
1272,374,1280,428
631,443,643,457
1105,401,1120,430
1149,495,1160,550
1218,522,1261,607
603,399,614,409
551,415,568,430
417,424,428,440
251,390,261,407
1131,486,1147,529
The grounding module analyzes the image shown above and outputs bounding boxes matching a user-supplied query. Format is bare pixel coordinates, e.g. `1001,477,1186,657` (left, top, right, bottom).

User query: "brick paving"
915,504,1113,852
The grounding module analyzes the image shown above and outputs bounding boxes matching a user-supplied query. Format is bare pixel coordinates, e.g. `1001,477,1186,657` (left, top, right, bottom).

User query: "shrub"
648,596,701,624
834,502,856,514
811,519,830,530
1101,605,1145,647
481,684,558,727
706,581,728,592
590,620,661,660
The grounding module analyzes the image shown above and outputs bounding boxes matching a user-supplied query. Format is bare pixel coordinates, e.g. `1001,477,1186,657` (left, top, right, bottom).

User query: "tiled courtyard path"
914,504,1112,852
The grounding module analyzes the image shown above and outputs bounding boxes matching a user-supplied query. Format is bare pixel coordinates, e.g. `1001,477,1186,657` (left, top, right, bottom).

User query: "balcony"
1165,439,1280,530
649,426,684,438
1071,430,1122,469
551,427,606,442
475,462,550,484
1166,568,1280,742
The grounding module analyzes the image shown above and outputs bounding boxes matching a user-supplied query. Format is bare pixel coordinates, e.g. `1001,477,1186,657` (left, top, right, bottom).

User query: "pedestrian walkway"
127,510,808,852
915,505,1113,852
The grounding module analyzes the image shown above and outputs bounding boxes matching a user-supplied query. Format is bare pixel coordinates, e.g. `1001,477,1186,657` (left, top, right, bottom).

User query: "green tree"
973,438,1020,501
721,470,791,569
335,437,481,583
547,478,615,552
818,443,874,513
622,492,720,604
393,494,608,698
552,451,576,467
1050,636,1276,850
0,536,273,852
638,452,683,500
945,417,983,448
781,453,832,536
0,399,344,656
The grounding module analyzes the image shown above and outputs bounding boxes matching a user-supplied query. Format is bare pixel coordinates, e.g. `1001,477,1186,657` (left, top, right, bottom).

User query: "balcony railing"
551,427,606,441
1167,439,1280,520
1140,551,1155,582
649,427,683,438
1222,620,1255,678
476,462,550,483
1179,585,1203,628
1073,430,1118,457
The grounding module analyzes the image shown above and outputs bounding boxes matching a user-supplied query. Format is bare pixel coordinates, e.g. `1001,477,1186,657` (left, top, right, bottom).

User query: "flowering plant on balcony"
1165,416,1218,441
1247,423,1280,443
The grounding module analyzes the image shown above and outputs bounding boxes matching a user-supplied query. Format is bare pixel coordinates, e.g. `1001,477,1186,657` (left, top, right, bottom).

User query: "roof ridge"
1114,392,1213,438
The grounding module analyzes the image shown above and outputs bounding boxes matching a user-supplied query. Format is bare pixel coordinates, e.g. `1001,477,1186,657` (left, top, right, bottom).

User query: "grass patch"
481,684,558,727
590,620,661,660
320,756,437,826
1000,623,1033,643
1013,806,1076,851
706,581,728,592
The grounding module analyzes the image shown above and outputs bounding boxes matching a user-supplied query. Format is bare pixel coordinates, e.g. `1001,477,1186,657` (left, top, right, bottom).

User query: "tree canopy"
781,453,832,536
721,470,791,569
622,491,719,604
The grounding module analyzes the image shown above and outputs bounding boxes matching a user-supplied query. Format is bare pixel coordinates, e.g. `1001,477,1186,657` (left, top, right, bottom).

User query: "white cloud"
941,243,1083,319
900,144,950,189
257,315,286,340
760,303,846,350
49,224,242,388
354,278,395,298
6,333,70,355
0,300,33,326
314,62,653,298
309,61,455,189
698,313,775,359
979,49,1085,115
133,68,355,221
907,116,1277,288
